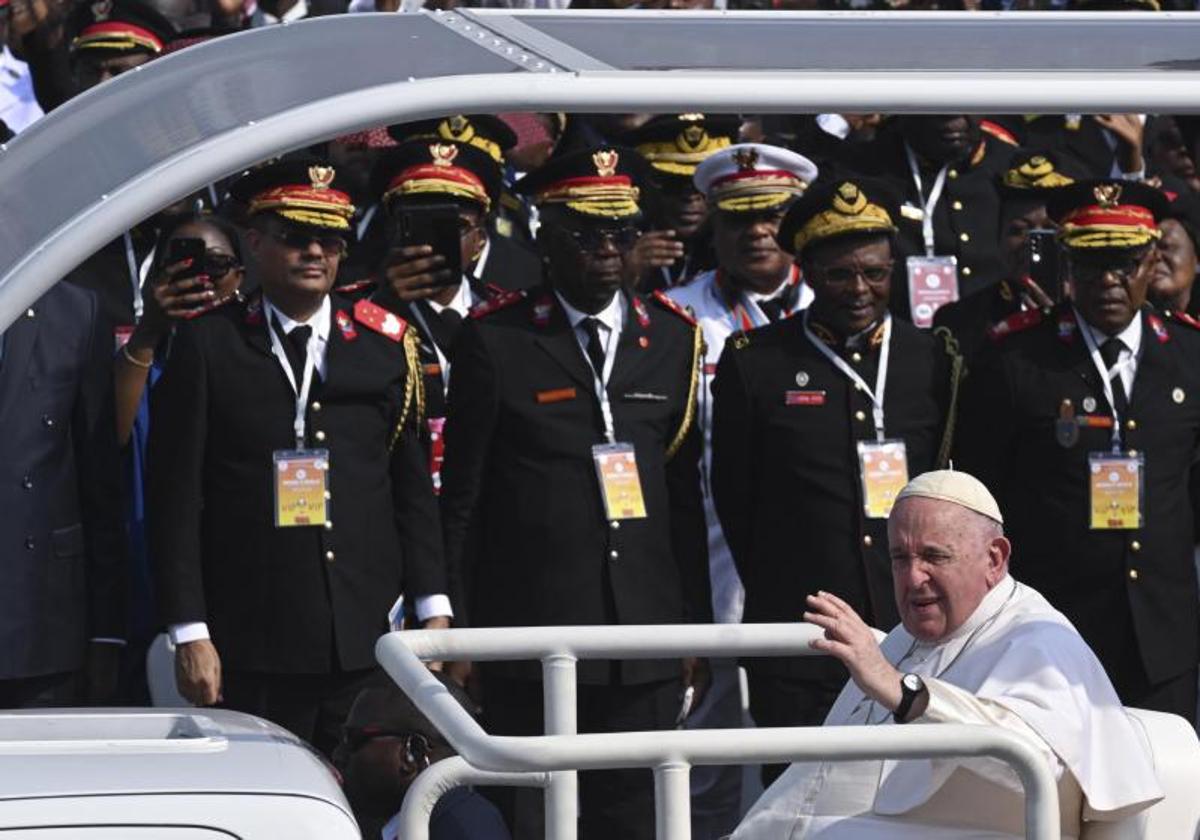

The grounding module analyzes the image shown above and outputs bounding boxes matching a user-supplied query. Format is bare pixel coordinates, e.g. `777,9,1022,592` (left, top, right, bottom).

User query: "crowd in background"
3,0,1200,838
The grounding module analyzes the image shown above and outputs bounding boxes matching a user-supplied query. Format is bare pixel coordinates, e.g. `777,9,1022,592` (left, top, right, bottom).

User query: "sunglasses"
202,254,241,277
345,729,432,769
1070,252,1150,281
561,226,641,252
269,230,348,256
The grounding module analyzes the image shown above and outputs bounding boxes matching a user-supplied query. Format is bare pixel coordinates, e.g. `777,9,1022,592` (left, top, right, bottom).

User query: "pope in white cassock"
733,470,1163,839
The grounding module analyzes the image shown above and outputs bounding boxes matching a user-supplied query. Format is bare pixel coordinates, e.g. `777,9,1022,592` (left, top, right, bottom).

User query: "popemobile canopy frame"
1,9,1200,330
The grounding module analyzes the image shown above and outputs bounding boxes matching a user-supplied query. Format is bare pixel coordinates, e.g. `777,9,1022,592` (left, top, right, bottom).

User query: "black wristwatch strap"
893,674,925,724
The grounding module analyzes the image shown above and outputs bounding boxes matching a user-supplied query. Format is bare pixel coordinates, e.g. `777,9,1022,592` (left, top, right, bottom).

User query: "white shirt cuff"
415,594,453,622
90,637,127,646
169,622,211,645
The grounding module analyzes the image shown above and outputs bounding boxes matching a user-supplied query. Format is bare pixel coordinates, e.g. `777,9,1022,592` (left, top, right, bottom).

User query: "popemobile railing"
375,624,1061,840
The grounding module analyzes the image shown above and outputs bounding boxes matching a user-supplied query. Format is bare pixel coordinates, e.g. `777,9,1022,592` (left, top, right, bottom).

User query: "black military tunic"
839,129,1019,314
931,278,1026,361
148,291,444,675
439,286,711,686
954,304,1200,719
710,316,958,687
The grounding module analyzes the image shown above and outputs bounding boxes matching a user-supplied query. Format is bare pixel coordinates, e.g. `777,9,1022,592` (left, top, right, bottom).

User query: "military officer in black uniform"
711,177,960,781
439,147,710,840
385,114,539,290
621,113,741,290
838,115,1019,320
955,180,1200,723
933,150,1087,360
148,160,448,755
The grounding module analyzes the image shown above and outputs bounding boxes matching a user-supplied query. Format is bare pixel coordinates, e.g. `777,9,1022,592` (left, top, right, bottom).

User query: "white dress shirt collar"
556,290,625,334
262,294,332,376
1080,308,1143,358
427,280,476,319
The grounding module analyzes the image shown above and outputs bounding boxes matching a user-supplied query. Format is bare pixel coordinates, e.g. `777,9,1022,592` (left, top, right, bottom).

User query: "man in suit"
148,159,449,755
956,180,1200,723
439,147,711,840
711,177,960,781
0,283,127,707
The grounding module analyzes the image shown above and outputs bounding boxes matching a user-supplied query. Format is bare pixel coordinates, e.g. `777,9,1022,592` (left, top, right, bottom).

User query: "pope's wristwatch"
893,673,927,723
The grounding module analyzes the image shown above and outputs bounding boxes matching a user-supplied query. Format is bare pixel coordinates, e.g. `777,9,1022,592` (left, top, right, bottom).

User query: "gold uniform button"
1126,419,1137,431
851,352,863,363
948,169,959,179
609,550,619,560
1131,540,1141,552
1129,568,1139,581
324,490,332,500
959,232,970,243
325,550,336,562
315,431,327,442
952,200,963,211
962,266,972,276
863,535,873,548
610,520,621,530
324,521,333,531
855,410,867,422
311,401,322,412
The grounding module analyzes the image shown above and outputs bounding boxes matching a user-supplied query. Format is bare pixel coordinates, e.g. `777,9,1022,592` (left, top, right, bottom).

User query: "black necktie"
759,297,787,323
439,307,464,344
1099,338,1129,416
582,317,607,376
274,316,312,385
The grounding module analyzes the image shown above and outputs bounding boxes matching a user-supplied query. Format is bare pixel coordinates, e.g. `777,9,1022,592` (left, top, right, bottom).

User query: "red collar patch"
1055,309,1077,344
335,309,359,341
469,289,526,320
985,308,1043,343
1148,313,1170,344
632,296,651,328
531,294,554,327
244,295,264,326
354,299,407,341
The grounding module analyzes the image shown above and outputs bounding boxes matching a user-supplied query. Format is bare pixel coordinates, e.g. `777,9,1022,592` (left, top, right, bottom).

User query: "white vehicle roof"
0,709,345,805
1,10,1199,330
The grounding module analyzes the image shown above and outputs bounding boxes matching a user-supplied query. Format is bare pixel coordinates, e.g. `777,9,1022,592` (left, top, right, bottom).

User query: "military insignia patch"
1148,313,1170,344
354,299,407,341
985,308,1043,342
336,309,358,342
308,166,336,190
593,150,619,178
651,289,697,325
469,289,527,320
633,296,651,328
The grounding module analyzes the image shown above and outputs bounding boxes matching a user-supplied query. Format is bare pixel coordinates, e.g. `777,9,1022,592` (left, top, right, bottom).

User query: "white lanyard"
803,311,893,442
124,232,144,321
1075,310,1130,451
904,144,950,258
266,305,319,448
579,312,619,445
356,204,378,242
408,302,451,398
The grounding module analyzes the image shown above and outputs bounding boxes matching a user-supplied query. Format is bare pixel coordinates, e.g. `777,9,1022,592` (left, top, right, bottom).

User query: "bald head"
887,495,1010,643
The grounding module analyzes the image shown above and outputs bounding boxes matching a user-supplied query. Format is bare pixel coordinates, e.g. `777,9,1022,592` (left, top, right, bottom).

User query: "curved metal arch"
2,10,1200,329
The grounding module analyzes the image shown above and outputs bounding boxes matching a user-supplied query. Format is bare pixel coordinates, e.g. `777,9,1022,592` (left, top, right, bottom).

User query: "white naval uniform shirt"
667,269,812,624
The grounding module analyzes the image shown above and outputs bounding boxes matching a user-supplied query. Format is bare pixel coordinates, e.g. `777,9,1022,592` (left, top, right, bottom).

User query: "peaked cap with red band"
377,140,501,212
1048,179,1169,250
69,0,175,57
515,146,645,220
229,159,356,233
694,142,818,213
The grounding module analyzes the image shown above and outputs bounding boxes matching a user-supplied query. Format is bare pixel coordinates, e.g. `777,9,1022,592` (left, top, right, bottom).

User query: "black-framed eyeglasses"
269,230,348,256
560,225,641,252
812,262,894,287
345,729,432,769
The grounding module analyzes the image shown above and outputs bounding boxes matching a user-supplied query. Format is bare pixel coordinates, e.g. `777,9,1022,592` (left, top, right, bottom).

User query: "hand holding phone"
391,203,464,289
1024,229,1062,305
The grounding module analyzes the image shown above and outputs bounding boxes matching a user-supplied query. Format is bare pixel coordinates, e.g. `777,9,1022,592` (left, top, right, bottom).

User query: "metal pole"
653,761,692,840
542,654,578,840
398,756,549,840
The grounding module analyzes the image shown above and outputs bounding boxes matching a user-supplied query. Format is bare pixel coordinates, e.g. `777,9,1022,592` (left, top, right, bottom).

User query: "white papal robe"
733,575,1163,839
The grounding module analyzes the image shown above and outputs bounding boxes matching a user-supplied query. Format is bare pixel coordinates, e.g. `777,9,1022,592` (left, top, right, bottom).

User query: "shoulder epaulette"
469,289,526,319
334,278,376,296
354,299,408,342
651,289,697,326
1169,310,1200,332
986,308,1044,343
980,119,1019,147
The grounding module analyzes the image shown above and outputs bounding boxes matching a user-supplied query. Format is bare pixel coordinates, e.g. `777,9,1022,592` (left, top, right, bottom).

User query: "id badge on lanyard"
1075,311,1144,530
858,440,910,520
904,145,960,328
906,256,959,329
267,305,331,528
274,449,330,527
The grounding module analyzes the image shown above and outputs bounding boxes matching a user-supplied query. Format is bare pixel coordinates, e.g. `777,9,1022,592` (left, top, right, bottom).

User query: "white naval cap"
895,470,1004,524
692,142,819,213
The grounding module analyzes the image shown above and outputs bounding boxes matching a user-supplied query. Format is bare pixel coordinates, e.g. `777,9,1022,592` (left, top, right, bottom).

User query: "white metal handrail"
376,625,1061,840
397,755,548,840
